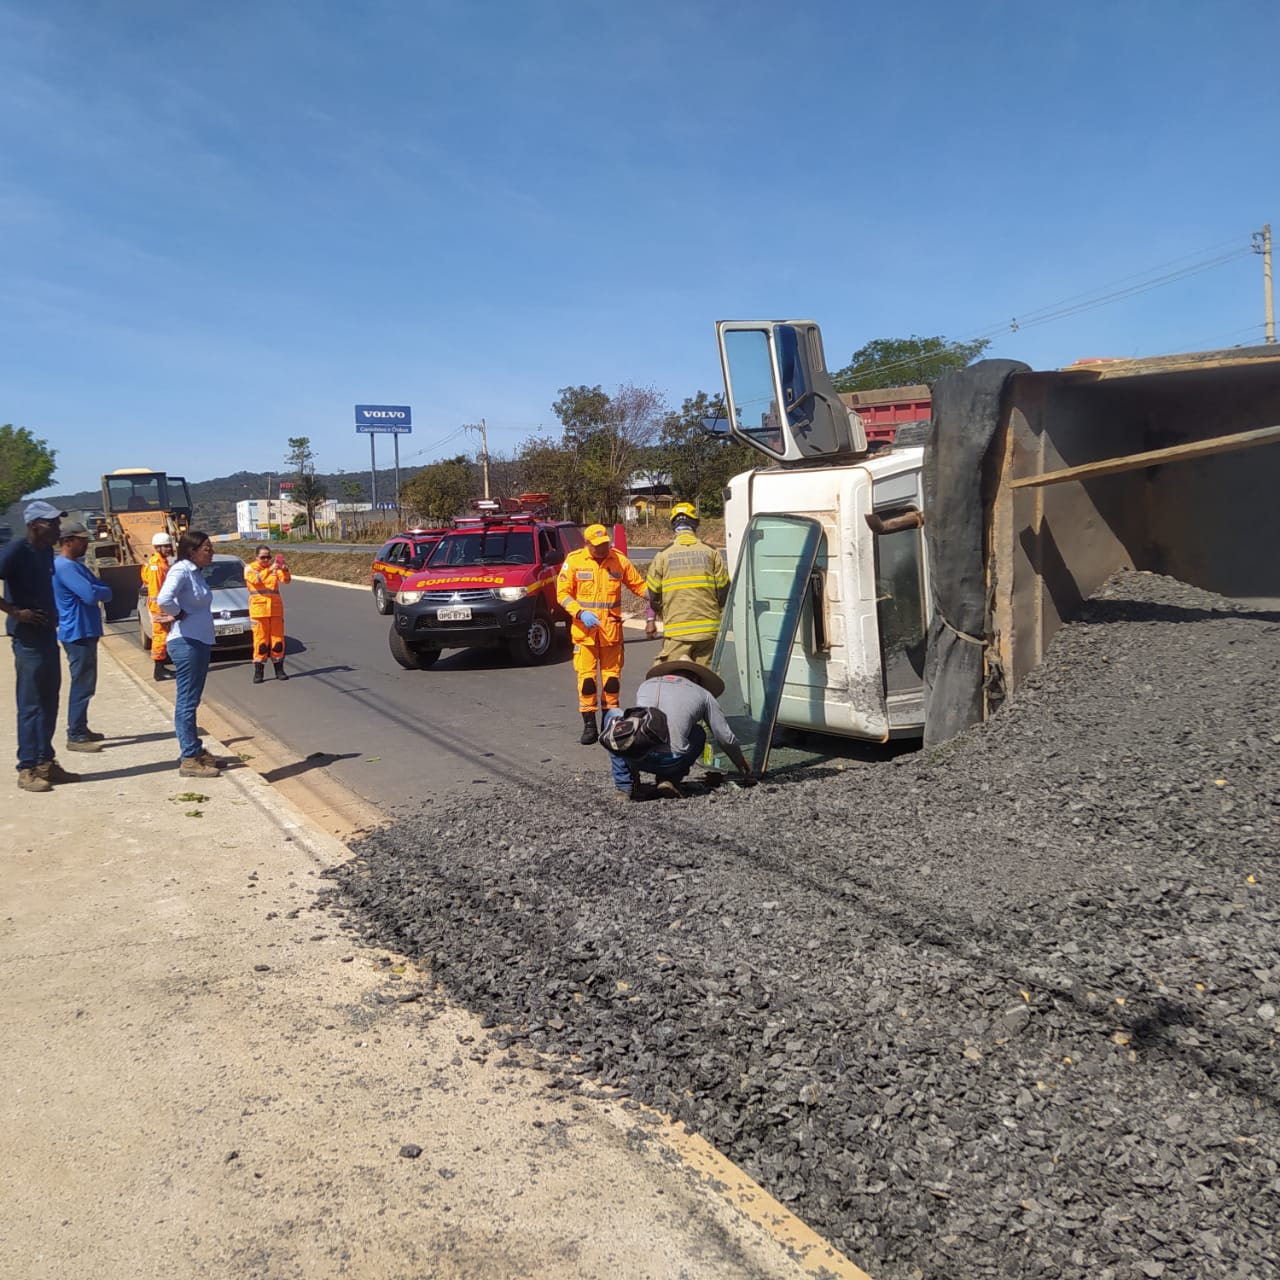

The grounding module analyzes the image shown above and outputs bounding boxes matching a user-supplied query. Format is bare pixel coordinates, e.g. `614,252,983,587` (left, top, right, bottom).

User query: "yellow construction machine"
80,469,193,621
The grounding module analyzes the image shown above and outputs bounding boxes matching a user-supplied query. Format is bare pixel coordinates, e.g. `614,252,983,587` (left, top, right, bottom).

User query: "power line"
836,232,1257,385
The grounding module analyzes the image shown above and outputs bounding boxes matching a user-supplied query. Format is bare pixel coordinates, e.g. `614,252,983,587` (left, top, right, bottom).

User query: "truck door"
870,478,928,733
705,514,824,776
716,321,868,464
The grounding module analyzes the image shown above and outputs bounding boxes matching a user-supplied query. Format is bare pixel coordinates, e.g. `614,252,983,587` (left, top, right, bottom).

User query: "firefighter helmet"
670,502,698,526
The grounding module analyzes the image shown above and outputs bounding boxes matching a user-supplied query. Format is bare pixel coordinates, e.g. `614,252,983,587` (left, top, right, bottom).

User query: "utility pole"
465,418,491,499
1254,224,1275,344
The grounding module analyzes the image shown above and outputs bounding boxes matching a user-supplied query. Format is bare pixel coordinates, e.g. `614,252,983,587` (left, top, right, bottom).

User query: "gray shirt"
636,674,738,752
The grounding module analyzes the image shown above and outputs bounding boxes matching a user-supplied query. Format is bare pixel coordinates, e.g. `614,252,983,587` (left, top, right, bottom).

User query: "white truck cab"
716,320,930,743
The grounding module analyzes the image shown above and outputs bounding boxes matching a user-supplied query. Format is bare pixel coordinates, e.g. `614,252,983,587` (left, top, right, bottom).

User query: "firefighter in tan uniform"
245,545,291,682
556,523,647,744
645,503,730,666
141,531,174,680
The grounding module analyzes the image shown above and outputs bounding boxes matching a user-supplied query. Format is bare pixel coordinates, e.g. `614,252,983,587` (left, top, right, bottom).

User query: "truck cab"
717,320,930,741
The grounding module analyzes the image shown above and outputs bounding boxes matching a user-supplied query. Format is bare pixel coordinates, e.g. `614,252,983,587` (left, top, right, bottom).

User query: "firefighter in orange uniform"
245,545,292,682
141,531,174,681
556,524,648,744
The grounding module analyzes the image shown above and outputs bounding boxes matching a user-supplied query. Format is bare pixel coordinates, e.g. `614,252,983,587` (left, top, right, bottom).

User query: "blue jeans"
167,635,211,760
603,710,705,791
12,635,61,771
62,638,99,741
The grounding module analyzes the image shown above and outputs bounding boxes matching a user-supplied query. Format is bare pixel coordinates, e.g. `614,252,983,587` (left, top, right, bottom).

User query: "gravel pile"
325,571,1280,1280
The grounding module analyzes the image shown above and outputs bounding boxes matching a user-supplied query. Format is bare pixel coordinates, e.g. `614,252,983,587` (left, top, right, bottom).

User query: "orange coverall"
556,545,647,714
141,551,171,661
245,562,291,664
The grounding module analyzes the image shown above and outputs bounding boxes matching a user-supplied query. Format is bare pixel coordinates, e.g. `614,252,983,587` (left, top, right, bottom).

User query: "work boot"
36,760,80,785
579,712,598,745
17,768,52,793
252,664,265,684
153,661,170,681
197,749,225,770
81,729,106,742
178,756,220,780
273,661,289,681
65,738,104,753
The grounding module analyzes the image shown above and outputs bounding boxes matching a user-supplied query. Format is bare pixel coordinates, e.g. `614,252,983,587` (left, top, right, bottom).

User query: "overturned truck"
711,322,1280,766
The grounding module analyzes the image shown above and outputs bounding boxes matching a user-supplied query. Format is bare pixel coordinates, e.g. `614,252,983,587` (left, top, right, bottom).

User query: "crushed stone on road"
325,570,1280,1280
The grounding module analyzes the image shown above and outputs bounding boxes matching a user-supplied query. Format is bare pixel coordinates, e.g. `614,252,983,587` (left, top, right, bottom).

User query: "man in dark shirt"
0,500,76,792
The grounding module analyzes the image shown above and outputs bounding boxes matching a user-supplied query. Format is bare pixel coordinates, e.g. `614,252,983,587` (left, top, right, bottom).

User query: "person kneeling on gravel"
602,658,752,800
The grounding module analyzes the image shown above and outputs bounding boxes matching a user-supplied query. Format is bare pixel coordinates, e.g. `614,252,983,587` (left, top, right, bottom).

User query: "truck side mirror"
716,320,868,464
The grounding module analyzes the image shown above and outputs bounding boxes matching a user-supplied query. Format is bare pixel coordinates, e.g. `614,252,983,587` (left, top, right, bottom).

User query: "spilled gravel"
325,571,1280,1280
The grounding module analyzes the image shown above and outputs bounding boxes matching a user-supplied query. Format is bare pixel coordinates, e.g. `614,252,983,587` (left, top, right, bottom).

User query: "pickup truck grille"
418,588,495,603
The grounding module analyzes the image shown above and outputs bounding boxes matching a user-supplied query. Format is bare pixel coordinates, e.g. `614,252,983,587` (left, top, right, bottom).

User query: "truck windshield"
706,514,824,776
427,530,535,567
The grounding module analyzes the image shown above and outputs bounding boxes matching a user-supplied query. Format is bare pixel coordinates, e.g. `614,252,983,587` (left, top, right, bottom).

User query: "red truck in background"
838,385,931,444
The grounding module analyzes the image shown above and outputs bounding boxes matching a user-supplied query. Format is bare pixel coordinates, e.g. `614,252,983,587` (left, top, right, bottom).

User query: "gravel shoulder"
331,570,1280,1280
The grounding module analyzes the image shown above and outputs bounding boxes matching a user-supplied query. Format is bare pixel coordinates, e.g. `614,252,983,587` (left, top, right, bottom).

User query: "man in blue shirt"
0,500,74,791
53,519,113,753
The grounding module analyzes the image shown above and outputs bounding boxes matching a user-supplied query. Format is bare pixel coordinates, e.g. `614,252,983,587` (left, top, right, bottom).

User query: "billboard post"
355,405,412,517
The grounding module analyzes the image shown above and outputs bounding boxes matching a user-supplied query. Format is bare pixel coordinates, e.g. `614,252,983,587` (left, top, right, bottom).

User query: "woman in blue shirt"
155,530,221,779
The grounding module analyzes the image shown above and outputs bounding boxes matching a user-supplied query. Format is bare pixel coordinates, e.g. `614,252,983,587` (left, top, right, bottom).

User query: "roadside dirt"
1,629,859,1280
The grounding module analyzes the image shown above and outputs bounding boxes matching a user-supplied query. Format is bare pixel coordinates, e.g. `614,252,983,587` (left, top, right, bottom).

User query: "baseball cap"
583,523,610,546
59,519,91,538
24,500,67,524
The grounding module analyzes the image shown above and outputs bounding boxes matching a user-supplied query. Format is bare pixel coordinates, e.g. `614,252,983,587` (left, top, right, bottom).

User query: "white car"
138,553,253,656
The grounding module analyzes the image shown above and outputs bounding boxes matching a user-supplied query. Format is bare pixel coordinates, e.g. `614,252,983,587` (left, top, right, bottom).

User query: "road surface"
108,578,666,811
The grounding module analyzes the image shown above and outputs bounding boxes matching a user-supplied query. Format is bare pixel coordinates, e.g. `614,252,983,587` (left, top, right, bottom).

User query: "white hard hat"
152,531,173,547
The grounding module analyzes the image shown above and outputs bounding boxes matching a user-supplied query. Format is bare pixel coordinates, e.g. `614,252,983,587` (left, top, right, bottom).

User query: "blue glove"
578,610,600,628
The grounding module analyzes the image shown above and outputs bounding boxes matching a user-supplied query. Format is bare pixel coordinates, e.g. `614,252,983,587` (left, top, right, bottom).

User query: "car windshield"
203,561,246,590
408,539,440,566
427,529,535,567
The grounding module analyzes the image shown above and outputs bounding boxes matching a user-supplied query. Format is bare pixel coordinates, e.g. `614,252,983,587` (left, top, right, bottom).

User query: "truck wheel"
508,608,554,665
139,619,151,652
373,581,392,615
388,629,440,670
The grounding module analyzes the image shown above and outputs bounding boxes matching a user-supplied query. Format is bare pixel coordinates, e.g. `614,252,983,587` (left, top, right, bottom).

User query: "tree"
281,437,326,534
515,435,581,519
339,478,365,506
285,436,315,476
551,383,666,522
831,335,990,393
655,392,756,516
400,456,474,523
0,425,57,510
291,471,328,535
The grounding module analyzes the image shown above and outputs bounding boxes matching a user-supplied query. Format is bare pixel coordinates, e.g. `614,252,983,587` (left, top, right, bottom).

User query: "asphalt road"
110,579,666,812
105,573,889,818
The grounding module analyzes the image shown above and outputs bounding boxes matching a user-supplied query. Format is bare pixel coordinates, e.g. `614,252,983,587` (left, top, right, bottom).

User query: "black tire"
373,580,393,615
388,628,440,670
507,608,554,666
139,619,152,652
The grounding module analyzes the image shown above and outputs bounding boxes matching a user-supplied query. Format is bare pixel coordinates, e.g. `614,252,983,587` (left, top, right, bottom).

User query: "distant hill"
2,466,423,536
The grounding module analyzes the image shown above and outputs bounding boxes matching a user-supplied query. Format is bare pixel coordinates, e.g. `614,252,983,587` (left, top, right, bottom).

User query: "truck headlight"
496,585,528,602
398,589,423,605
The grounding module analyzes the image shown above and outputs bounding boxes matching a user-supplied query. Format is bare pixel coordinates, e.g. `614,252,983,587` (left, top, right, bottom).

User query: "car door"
382,540,411,593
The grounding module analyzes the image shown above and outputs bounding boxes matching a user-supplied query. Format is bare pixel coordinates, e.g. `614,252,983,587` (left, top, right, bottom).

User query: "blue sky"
3,0,1277,497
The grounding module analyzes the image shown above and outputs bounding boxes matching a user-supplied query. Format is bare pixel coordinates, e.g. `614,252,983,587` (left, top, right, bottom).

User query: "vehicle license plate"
215,622,246,636
438,606,471,622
